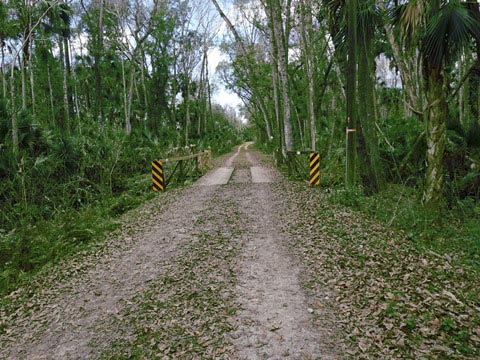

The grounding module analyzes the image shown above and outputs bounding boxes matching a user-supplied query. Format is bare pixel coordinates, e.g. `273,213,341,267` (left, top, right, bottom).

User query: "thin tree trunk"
46,60,55,125
28,36,35,115
59,35,70,132
64,35,73,118
459,55,465,126
10,72,18,158
258,98,273,141
267,11,283,151
140,52,148,127
1,44,5,98
199,48,207,137
69,38,81,127
185,81,190,145
205,47,213,134
121,57,129,134
21,41,27,111
466,3,480,129
171,45,177,131
126,68,135,135
94,0,105,124
271,54,283,150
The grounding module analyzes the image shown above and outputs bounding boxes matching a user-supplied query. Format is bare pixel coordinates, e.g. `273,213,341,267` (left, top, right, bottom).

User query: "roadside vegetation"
0,0,243,295
283,179,480,358
0,115,241,295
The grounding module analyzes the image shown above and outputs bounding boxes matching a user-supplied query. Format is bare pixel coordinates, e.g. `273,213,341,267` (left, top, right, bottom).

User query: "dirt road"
0,144,341,359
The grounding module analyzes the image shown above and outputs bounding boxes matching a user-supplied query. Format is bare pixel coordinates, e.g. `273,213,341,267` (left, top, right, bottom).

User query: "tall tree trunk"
10,72,19,158
459,54,466,127
199,48,207,137
423,71,446,210
47,60,55,125
126,68,135,135
121,58,129,134
205,47,213,134
59,35,70,133
357,38,384,194
170,45,177,131
271,0,292,154
21,3,31,112
346,0,357,188
299,0,316,151
69,39,81,126
21,37,27,111
467,3,480,130
94,0,105,124
64,35,73,118
271,54,283,151
140,51,148,128
28,35,35,115
184,80,190,145
267,7,283,152
1,43,5,98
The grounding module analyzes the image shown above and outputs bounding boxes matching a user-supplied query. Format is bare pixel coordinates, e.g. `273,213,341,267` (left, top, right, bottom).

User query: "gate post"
152,160,165,191
309,152,320,186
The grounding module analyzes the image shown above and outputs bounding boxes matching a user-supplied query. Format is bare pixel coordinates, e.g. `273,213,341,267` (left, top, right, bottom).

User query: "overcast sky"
208,47,244,117
204,1,245,122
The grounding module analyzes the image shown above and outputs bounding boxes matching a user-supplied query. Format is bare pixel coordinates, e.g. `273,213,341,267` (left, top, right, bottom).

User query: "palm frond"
358,0,381,40
392,0,429,45
422,1,479,69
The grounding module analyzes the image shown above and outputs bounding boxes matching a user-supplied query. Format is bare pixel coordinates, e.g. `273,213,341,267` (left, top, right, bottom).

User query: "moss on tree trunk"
423,72,446,211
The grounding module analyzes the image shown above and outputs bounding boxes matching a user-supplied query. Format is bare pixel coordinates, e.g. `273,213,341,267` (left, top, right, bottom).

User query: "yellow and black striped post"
152,160,165,192
309,152,320,186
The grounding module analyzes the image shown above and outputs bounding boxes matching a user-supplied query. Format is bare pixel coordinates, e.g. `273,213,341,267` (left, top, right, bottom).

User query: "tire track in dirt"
228,148,340,359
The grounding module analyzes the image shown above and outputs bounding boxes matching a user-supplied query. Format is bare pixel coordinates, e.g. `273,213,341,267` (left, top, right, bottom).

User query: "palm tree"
327,0,385,193
346,0,357,189
356,0,385,194
394,0,479,210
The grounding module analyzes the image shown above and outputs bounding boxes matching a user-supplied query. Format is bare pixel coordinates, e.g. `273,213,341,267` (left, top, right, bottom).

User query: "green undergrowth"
257,146,479,270
281,180,480,358
0,174,156,296
324,184,480,271
0,149,227,298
